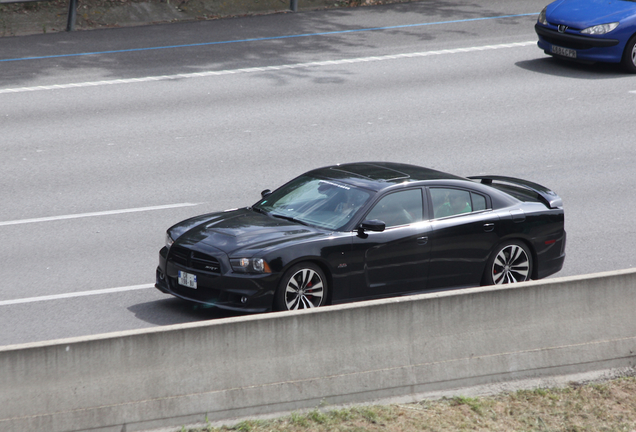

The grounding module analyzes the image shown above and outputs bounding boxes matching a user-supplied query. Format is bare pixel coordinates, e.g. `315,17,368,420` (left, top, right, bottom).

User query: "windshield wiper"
250,206,268,215
270,213,309,226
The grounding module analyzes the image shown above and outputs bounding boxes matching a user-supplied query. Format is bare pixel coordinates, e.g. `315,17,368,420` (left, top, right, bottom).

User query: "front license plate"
178,271,197,289
551,45,576,58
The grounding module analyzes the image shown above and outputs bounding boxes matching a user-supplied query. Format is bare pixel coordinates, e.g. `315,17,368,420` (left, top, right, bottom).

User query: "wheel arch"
522,237,540,280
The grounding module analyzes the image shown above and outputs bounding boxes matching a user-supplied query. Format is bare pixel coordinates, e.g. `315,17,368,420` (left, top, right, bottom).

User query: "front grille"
191,251,221,273
170,246,190,267
542,34,594,50
169,246,221,273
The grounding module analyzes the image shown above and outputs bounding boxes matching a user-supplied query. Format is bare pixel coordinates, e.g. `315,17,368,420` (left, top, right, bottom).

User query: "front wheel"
273,263,328,311
483,241,532,285
622,35,636,73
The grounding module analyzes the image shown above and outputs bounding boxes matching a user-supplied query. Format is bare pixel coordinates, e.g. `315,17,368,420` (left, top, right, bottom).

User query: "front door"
350,188,431,299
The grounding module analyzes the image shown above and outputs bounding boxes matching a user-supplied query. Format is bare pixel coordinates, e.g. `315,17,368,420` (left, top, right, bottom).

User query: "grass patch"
183,377,636,432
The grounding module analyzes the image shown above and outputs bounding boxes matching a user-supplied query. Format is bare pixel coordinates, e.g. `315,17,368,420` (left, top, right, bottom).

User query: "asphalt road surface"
1,0,634,346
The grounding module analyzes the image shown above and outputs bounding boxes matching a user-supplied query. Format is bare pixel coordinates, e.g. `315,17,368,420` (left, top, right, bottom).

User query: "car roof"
306,162,466,191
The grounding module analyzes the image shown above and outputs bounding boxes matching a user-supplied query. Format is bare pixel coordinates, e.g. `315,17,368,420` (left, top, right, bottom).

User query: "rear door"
426,187,500,289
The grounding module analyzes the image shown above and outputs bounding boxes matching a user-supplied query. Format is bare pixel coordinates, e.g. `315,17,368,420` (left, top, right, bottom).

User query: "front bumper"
155,246,279,313
535,24,623,63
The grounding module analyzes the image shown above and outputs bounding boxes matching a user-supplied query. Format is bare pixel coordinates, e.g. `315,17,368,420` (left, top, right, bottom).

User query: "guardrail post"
66,0,77,31
290,0,298,12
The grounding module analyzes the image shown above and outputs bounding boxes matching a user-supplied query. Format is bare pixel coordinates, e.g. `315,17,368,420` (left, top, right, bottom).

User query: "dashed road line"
0,203,202,227
0,284,154,306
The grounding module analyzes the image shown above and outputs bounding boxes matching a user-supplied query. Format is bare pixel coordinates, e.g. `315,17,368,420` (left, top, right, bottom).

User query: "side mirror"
358,219,385,233
261,189,272,198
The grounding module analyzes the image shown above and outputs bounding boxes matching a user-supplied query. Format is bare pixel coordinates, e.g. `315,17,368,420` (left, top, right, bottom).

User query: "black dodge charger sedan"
155,162,566,312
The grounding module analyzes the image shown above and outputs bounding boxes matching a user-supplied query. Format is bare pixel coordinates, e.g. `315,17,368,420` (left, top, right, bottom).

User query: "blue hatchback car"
535,0,636,72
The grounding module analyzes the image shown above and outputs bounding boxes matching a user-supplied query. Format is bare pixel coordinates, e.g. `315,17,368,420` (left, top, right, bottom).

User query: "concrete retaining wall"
1,269,635,432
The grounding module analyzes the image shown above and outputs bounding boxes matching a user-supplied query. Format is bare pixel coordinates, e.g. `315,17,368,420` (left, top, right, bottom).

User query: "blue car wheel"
623,34,636,73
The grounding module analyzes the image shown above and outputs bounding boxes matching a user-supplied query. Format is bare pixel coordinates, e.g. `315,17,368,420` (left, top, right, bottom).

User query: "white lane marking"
0,42,536,94
0,284,154,306
0,202,202,227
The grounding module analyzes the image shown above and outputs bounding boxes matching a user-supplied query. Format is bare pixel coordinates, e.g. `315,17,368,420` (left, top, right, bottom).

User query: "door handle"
417,236,428,245
483,223,495,232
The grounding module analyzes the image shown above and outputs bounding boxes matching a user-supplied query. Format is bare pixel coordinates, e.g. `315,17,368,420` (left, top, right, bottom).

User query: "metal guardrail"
0,0,75,31
0,0,299,32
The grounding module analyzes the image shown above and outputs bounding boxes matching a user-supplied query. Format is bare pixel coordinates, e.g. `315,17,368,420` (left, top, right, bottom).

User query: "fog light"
241,296,248,304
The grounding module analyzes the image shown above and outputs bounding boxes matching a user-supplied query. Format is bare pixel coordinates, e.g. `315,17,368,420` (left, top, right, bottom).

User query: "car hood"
169,208,328,255
547,0,636,28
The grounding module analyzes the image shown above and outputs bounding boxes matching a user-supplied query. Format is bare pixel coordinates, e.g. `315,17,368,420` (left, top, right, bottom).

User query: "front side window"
365,189,423,228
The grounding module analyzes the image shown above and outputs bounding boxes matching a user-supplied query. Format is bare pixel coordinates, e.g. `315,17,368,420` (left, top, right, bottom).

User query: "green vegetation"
183,377,636,432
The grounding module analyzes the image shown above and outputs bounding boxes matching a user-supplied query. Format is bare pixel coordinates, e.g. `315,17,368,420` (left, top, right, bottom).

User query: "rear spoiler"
468,175,563,209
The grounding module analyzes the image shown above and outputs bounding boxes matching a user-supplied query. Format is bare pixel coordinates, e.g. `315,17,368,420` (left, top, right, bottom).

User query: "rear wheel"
622,35,636,73
274,263,328,311
484,241,532,285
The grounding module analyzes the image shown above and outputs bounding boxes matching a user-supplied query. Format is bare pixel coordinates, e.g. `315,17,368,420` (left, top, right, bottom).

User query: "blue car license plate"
178,271,197,289
551,45,576,58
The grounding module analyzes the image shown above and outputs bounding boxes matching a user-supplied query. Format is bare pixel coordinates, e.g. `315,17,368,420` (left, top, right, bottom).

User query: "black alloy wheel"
274,263,328,311
484,241,533,285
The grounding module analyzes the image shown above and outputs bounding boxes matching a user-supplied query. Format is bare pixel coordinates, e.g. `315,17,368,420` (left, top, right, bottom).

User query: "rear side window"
430,188,488,219
472,193,487,211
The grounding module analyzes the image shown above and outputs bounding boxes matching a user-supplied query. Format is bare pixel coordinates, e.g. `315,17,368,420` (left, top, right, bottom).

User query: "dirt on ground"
0,0,411,37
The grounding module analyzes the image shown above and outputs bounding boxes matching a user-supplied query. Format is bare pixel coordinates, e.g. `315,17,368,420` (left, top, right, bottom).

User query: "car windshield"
254,176,373,230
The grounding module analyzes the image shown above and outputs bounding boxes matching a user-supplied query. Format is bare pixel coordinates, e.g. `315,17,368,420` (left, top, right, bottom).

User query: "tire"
483,241,532,285
622,35,636,73
273,263,328,311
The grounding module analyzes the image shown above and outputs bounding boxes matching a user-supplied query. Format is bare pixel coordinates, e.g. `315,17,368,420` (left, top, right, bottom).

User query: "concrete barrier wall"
1,269,635,432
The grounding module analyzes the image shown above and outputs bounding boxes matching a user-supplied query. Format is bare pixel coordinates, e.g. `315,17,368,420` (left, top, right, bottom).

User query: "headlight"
165,232,174,249
538,7,548,25
230,258,272,274
581,22,619,35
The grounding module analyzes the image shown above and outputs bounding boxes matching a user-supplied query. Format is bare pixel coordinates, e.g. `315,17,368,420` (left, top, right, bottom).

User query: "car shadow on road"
128,298,250,326
516,57,629,79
